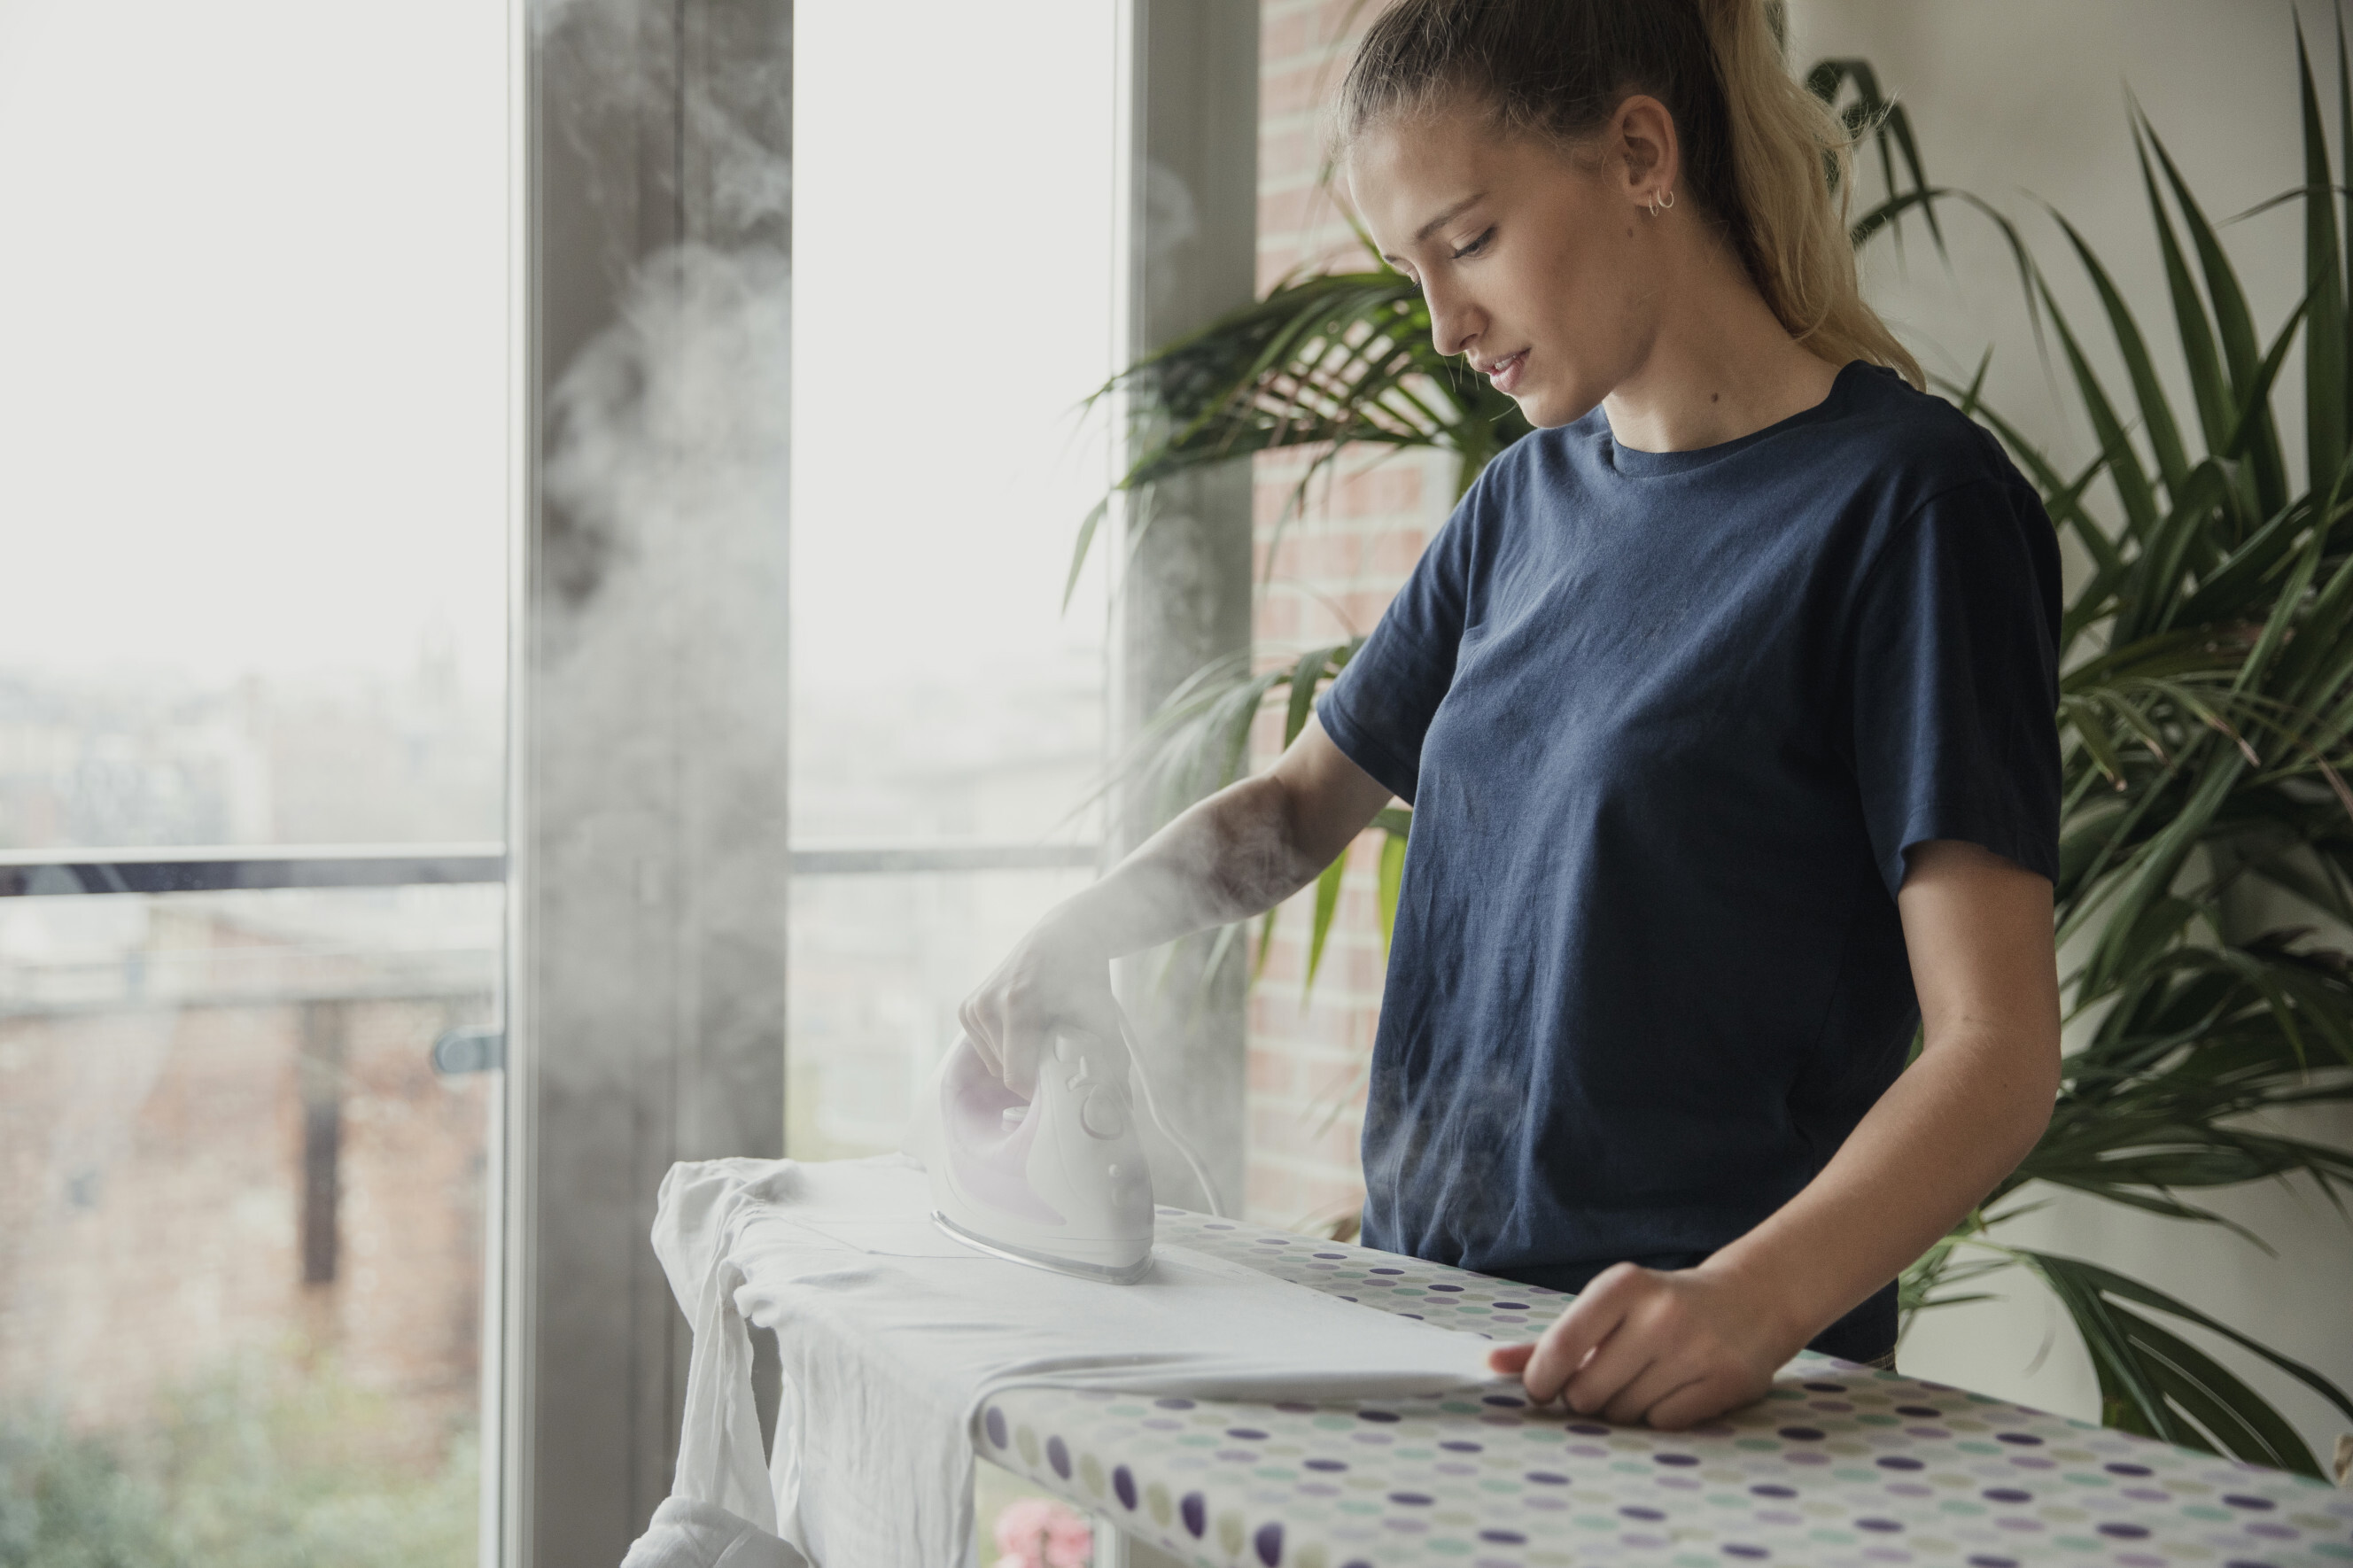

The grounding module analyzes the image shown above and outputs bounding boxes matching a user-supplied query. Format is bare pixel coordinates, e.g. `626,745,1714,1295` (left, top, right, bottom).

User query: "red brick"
1262,58,1342,119
1261,8,1319,68
1302,1054,1374,1107
1258,248,1304,294
1286,1167,1367,1211
1246,1045,1297,1096
1244,1161,1302,1220
1269,531,1342,582
1259,125,1319,184
1250,1100,1357,1157
1259,182,1347,243
1370,524,1433,578
1241,0,1449,1209
1288,228,1375,278
1316,0,1394,45
1329,462,1424,517
1325,587,1390,628
0,973,488,1468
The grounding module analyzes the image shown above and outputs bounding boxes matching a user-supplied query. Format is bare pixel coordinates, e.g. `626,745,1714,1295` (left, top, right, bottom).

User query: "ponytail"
1700,0,1921,385
1337,0,1923,390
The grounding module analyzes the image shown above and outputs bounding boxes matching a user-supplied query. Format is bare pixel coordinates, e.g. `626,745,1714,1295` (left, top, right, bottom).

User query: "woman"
961,0,2062,1430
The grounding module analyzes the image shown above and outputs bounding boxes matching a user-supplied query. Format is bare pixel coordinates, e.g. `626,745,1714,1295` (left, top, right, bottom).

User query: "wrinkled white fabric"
645,1154,1506,1568
620,1498,809,1568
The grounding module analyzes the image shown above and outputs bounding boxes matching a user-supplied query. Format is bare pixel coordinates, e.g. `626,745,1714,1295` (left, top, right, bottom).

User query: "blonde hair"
1337,0,1922,389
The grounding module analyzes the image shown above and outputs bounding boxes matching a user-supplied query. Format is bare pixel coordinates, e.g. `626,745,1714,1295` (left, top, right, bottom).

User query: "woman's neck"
1600,237,1844,454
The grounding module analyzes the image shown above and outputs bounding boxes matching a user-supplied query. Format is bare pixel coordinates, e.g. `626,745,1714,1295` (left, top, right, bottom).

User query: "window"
0,3,509,1559
788,2,1117,1159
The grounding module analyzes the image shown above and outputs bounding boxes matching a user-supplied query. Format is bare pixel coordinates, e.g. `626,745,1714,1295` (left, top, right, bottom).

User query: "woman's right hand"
958,908,1129,1097
956,722,1389,1094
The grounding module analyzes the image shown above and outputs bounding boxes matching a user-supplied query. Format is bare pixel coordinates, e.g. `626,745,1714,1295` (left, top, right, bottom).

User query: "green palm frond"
1807,57,1945,258
1061,270,1533,608
1912,33,2353,1474
1119,270,1526,493
2016,1247,2353,1478
1115,639,1361,829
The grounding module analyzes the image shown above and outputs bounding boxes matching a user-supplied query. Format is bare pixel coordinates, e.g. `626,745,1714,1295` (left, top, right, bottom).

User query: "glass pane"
788,4,1116,1156
0,0,509,851
0,1,508,1560
789,867,1095,1159
0,885,501,1562
788,1,1115,853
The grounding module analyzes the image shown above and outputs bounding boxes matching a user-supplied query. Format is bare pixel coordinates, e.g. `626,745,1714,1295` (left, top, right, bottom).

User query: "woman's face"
1348,104,1666,430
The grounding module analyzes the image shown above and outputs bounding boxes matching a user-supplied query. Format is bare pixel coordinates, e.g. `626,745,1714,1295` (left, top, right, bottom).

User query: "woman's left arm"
1488,838,2062,1426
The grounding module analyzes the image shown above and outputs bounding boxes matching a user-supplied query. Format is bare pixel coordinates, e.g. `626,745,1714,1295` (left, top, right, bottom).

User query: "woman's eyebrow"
1378,192,1487,265
1414,192,1485,242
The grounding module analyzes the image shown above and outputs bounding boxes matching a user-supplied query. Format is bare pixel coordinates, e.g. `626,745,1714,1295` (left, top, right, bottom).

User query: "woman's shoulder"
1831,361,2031,501
1829,366,2060,607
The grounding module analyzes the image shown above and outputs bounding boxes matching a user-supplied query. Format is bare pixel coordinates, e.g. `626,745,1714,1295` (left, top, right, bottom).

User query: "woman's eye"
1450,227,1494,260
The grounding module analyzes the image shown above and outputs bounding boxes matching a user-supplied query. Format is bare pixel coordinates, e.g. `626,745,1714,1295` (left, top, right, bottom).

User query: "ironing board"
975,1207,2353,1568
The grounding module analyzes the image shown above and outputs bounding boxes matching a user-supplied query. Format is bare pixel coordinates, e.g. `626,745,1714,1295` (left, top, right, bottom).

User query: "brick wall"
0,920,490,1469
1243,0,1456,1233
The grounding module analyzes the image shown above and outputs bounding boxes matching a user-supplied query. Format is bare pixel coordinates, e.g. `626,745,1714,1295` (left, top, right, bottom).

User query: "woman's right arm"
958,716,1393,1093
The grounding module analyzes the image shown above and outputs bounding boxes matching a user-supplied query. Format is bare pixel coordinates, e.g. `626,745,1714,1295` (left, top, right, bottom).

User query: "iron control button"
1079,1084,1129,1139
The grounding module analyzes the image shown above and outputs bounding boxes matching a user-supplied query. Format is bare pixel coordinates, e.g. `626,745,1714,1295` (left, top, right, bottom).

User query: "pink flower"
1042,1508,1092,1568
991,1496,1091,1568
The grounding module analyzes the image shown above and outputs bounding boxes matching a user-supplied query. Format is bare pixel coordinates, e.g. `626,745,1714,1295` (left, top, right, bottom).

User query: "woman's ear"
1610,94,1681,209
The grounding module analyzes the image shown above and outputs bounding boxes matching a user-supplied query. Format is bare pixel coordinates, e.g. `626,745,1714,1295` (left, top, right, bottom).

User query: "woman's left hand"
1485,1261,1800,1429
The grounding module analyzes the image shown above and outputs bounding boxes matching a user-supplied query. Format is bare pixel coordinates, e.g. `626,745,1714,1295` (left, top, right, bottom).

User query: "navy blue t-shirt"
1316,361,2060,1355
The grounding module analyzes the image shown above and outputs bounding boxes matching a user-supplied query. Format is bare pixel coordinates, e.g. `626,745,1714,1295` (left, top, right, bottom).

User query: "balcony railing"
0,841,1098,897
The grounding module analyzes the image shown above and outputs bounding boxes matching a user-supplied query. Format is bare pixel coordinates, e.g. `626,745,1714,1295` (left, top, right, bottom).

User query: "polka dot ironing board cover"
975,1207,2353,1568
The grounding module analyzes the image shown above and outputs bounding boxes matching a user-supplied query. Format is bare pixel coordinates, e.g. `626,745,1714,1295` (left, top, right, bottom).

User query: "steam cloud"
536,0,792,627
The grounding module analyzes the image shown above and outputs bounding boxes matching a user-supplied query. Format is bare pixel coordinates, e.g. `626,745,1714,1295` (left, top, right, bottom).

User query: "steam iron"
912,1026,1157,1283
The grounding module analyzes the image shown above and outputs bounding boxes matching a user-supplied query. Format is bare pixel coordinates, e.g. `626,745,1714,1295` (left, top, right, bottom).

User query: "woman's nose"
1425,283,1480,360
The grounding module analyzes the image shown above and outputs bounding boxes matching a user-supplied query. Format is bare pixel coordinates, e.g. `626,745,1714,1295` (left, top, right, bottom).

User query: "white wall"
1788,0,2353,1471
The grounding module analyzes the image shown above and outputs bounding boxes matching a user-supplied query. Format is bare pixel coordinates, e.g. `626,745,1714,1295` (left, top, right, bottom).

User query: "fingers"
1643,1375,1745,1432
958,996,1037,1094
956,999,1003,1076
959,927,1122,1098
956,969,1047,1096
973,982,1062,1098
1487,1343,1537,1376
1503,1264,1780,1430
1001,1016,1045,1097
1600,1362,1705,1426
1519,1264,1640,1404
1560,1272,1686,1416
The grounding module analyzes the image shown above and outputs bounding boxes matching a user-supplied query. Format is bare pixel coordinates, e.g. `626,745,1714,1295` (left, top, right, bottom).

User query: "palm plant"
1081,35,2353,1477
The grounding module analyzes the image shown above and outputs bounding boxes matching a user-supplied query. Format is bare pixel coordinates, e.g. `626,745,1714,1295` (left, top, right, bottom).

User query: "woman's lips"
1487,350,1527,394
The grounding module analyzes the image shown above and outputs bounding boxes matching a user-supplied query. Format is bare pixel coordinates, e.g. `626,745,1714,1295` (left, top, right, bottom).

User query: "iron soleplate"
930,1209,1152,1285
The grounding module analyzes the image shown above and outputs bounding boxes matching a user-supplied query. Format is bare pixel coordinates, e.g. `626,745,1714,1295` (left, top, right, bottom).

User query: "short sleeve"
1315,485,1484,803
1850,478,2062,897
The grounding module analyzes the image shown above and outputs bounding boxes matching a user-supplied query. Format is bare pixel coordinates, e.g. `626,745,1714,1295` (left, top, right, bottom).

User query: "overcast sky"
0,0,510,693
791,2,1115,693
0,0,1113,700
